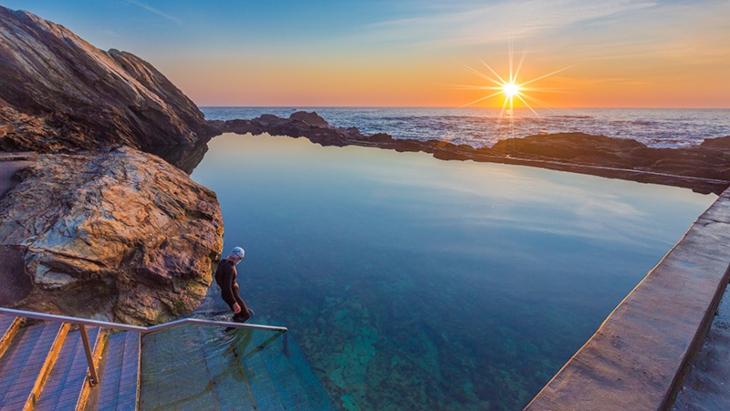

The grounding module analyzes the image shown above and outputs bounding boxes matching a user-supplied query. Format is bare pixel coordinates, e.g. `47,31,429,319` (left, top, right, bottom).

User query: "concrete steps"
35,328,104,411
197,327,257,411
0,314,23,357
237,331,285,411
0,321,69,410
95,332,140,411
0,315,141,411
139,324,252,410
0,313,326,411
139,326,335,411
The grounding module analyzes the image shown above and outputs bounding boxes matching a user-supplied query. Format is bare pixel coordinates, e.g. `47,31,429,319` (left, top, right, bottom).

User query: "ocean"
201,107,730,149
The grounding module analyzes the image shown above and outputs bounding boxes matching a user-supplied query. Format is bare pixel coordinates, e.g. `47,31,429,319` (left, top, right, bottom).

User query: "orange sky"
12,0,730,108
174,46,730,108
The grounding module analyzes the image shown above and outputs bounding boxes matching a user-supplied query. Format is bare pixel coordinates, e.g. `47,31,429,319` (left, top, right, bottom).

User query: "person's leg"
232,284,251,322
219,287,237,312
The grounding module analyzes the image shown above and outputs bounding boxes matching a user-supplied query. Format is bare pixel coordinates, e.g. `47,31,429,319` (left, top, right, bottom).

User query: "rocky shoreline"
0,6,224,325
218,112,730,195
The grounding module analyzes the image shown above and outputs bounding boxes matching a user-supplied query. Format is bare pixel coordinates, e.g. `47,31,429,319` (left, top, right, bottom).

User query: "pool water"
190,133,716,410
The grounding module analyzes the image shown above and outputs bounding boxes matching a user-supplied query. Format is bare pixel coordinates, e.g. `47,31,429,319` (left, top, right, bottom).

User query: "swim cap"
231,246,245,259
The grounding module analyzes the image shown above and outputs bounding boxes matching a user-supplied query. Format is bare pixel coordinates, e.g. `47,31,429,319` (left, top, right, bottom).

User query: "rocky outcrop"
224,112,351,147
0,147,224,325
0,6,213,153
490,133,730,182
222,114,730,194
491,133,646,168
290,111,329,128
700,135,730,151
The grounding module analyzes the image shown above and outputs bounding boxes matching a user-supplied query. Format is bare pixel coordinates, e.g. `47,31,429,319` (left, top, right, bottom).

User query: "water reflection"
147,141,209,174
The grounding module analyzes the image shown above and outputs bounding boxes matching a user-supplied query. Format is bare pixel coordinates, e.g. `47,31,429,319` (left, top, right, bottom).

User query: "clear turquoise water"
190,133,716,410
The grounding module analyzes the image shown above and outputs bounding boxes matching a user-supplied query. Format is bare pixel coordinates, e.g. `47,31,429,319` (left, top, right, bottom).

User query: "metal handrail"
0,307,288,334
0,307,287,387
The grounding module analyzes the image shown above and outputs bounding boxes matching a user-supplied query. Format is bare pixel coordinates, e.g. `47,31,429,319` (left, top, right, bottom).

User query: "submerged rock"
0,6,213,153
0,147,224,325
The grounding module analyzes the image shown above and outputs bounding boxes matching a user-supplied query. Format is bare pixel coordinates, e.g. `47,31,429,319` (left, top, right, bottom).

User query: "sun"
502,81,521,98
453,42,572,118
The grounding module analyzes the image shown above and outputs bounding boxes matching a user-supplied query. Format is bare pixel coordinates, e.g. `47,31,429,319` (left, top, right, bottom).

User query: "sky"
4,0,729,108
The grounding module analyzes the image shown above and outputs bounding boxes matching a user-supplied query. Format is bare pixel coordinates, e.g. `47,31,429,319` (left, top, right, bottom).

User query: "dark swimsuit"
214,259,250,322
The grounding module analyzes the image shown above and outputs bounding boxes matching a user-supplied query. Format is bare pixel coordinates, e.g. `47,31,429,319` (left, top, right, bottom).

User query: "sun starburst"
453,42,572,120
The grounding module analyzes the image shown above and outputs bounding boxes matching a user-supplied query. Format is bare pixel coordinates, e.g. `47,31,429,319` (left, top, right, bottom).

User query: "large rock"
0,147,224,325
0,6,212,153
489,133,730,181
700,135,730,151
224,113,351,146
290,111,329,127
491,132,647,168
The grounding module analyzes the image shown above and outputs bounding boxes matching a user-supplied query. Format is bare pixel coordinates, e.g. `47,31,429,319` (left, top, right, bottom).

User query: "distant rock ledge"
218,111,730,194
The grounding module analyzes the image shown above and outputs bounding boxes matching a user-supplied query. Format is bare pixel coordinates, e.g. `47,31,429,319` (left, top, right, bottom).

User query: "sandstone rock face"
0,147,224,325
0,6,212,153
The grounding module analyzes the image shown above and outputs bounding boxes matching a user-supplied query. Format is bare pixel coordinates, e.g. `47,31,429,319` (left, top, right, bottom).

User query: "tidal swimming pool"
189,133,716,410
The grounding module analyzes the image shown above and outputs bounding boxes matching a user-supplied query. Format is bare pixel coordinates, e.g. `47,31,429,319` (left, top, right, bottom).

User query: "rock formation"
224,111,350,147
490,133,730,182
290,111,330,128
0,7,224,324
0,6,213,153
221,114,730,194
0,147,223,325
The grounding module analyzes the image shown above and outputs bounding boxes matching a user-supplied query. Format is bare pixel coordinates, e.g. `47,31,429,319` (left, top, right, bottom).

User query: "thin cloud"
102,30,122,38
123,0,182,25
362,0,656,48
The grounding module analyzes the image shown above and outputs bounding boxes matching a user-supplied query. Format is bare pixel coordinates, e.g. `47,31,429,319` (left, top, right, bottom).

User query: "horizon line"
197,105,730,110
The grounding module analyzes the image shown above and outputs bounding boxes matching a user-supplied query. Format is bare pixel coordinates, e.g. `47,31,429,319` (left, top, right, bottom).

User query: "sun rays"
454,42,573,119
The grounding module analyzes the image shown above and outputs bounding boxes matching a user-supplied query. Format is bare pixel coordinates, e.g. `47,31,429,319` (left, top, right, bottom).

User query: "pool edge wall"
525,187,730,411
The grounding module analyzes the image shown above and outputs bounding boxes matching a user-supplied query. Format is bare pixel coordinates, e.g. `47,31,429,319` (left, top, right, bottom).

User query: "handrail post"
79,325,100,386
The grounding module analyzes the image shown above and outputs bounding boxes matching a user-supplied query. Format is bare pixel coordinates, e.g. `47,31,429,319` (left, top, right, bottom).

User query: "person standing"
215,246,252,322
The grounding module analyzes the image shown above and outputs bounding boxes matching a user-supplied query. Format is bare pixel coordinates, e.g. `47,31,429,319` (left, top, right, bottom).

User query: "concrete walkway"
525,188,730,410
